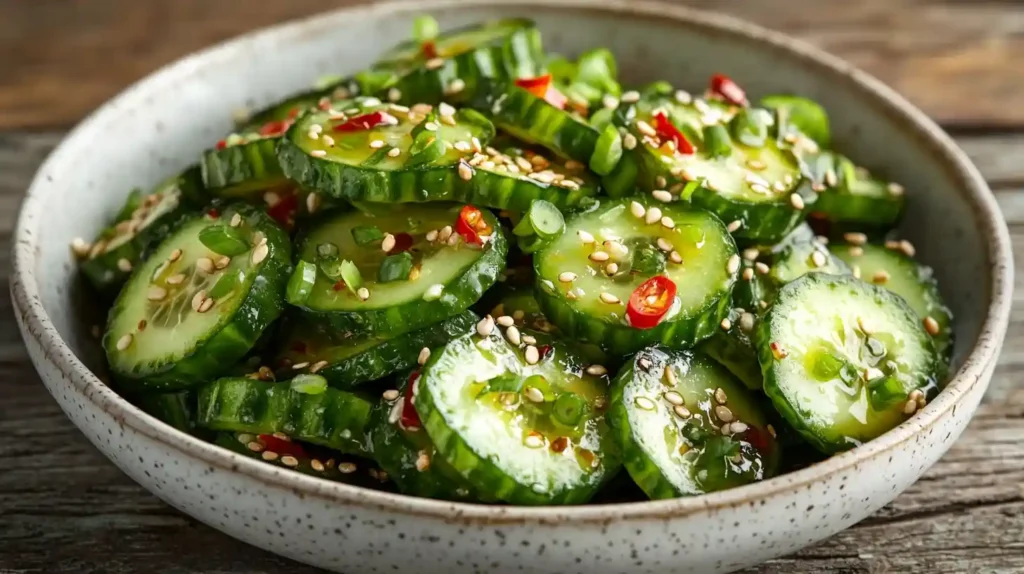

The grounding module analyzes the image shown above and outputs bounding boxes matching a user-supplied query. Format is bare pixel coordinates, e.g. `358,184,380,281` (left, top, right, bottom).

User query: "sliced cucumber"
370,372,488,501
375,18,544,105
534,197,737,356
213,432,386,488
274,311,478,388
488,287,609,366
132,391,201,435
832,242,953,364
761,223,851,285
805,152,905,231
197,377,373,456
757,273,940,454
414,326,619,504
608,347,779,499
277,97,497,202
240,76,368,130
79,168,201,295
104,204,290,391
202,133,288,198
699,306,763,391
760,94,830,147
288,203,506,336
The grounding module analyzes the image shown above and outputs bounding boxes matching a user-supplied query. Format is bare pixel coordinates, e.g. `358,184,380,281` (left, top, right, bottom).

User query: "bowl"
11,0,1013,572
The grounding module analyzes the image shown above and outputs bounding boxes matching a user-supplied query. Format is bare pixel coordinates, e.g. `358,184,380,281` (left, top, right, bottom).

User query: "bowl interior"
22,0,993,471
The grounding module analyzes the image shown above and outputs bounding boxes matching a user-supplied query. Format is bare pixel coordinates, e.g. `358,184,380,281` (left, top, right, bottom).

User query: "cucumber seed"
146,286,167,301
166,273,186,285
660,216,675,229
476,315,495,337
169,248,183,262
196,257,214,273
663,390,684,406
191,290,208,312
673,405,692,418
589,251,610,262
669,251,683,264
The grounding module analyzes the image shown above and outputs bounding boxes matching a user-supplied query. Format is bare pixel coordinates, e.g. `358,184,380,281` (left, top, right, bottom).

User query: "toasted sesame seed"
662,390,684,406
674,405,692,419
599,292,620,304
739,312,756,332
843,232,867,245
309,360,328,373
457,161,474,181
903,399,918,415
872,270,890,284
558,271,577,283
424,283,444,301
605,262,619,275
634,396,656,410
660,216,675,229
71,237,92,257
506,325,522,346
116,333,133,351
309,149,328,158
715,405,735,423
196,257,214,274
585,364,608,377
589,251,610,262
338,462,358,474
743,248,760,261
923,316,940,336
602,94,619,109
385,146,401,158
251,243,269,265
525,345,540,365
630,201,646,219
247,441,264,453
888,182,905,196
578,230,595,244
291,362,310,370
726,220,742,233
214,255,231,270
280,455,299,468
750,183,770,195
381,233,396,252
524,433,546,448
369,140,386,149
261,450,279,461
635,120,657,137
899,240,916,257
811,250,827,268
623,133,637,150
307,130,320,141
790,193,805,210
446,78,466,94
652,189,672,203
146,286,167,301
755,262,770,275
415,345,431,365
438,225,453,242
356,287,370,301
621,90,640,103
720,318,732,331
669,250,683,264
476,315,495,337
726,254,741,275
645,206,663,225
424,229,439,243
730,422,749,434
191,290,207,312
742,267,754,281
425,57,445,70
198,298,214,313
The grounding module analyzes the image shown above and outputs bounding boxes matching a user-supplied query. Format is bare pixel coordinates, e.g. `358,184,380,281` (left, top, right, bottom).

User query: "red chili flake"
258,119,293,138
332,280,346,292
454,205,492,245
652,112,694,155
422,40,438,59
215,140,228,150
334,111,388,132
742,426,772,455
709,73,749,107
538,345,553,359
388,232,414,254
207,208,220,219
401,371,423,429
514,75,568,110
266,190,298,228
287,106,303,119
258,434,308,459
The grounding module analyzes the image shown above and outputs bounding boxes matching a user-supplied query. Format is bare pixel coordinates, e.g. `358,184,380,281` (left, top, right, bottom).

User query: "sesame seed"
506,325,522,346
863,367,884,381
115,334,133,351
524,433,545,448
414,450,431,472
750,183,770,195
425,229,439,242
888,182,905,196
578,230,595,244
755,262,770,275
652,189,672,203
900,240,916,257
424,283,445,302
446,78,466,94
746,159,766,171
88,240,107,259
605,262,619,275
597,291,620,305
714,387,728,404
196,258,214,273
381,233,396,252
525,345,540,365
726,254,741,275
630,201,646,219
909,389,925,403
425,57,445,70
458,161,473,181
634,396,656,410
280,455,299,468
715,405,735,423
524,386,544,403
167,273,186,286
291,362,310,370
843,232,867,245
387,147,401,158
558,271,577,283
309,360,327,373
621,90,640,103
424,122,438,132
623,133,637,150
338,462,358,474
660,216,675,229
191,290,207,312
903,399,918,415
146,286,167,301
663,367,678,387
589,251,610,262
602,94,619,109
369,140,386,149
635,120,657,137
923,316,940,336
71,237,92,257
198,298,214,313
309,459,325,472
493,316,514,328
730,422,749,434
811,251,827,268
585,364,607,376
476,315,495,337
307,131,320,140
739,312,755,332
321,134,335,147
116,258,133,272
251,243,269,265
726,220,742,233
417,347,431,366
669,251,683,264
742,267,754,281
790,193,805,210
247,441,264,453
652,238,671,252
872,270,890,284
261,450,279,461
214,256,230,270
645,207,663,225
387,87,402,102
720,318,732,331
674,405,692,418
310,149,327,158
663,391,684,406
357,287,370,301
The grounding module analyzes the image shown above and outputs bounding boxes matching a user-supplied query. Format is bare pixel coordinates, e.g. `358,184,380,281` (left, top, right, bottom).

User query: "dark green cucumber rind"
699,330,762,392
690,182,810,244
297,215,508,337
201,137,288,197
197,377,373,457
106,204,291,391
464,165,600,213
471,84,599,164
756,273,940,454
832,243,953,365
277,311,479,389
212,432,384,487
132,391,201,435
375,19,544,105
370,386,485,501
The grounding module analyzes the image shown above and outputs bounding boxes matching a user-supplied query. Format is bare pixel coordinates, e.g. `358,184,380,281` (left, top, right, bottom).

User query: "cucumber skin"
107,204,291,392
699,329,762,392
278,311,479,389
197,378,373,457
131,391,203,436
378,19,544,106
295,213,509,337
756,273,940,454
201,137,288,197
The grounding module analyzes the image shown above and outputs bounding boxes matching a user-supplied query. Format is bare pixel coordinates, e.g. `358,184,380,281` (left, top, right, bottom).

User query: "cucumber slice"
534,197,737,356
760,94,830,147
375,18,544,105
414,327,620,504
472,83,600,164
79,168,201,295
277,97,497,202
213,432,386,488
761,223,851,285
132,391,201,435
805,152,905,231
607,347,779,499
197,377,373,456
757,273,940,454
289,203,506,336
240,76,367,131
546,48,622,115
699,306,763,391
202,133,288,198
370,372,488,501
832,241,953,364
274,311,478,388
104,204,290,391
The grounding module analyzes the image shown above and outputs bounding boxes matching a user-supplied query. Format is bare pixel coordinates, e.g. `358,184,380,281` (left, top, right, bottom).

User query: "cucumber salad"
74,16,952,505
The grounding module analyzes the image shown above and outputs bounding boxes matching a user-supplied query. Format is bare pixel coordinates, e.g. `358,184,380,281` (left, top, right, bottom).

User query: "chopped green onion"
588,107,615,131
339,260,363,295
514,200,564,239
198,225,249,256
351,226,384,246
590,124,623,176
413,15,439,42
761,94,830,146
209,270,241,299
377,252,414,283
406,119,446,167
552,392,587,427
867,376,908,411
354,69,397,96
808,349,845,382
729,108,772,148
361,144,397,168
574,48,620,96
480,373,523,395
702,124,733,159
317,242,340,259
286,260,318,304
290,373,328,395
626,239,667,276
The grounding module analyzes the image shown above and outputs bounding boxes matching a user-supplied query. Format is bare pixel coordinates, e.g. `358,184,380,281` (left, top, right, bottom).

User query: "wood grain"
0,130,1022,572
3,0,1024,129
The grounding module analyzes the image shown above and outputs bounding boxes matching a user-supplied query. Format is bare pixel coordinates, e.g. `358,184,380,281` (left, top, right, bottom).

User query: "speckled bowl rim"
12,0,1012,525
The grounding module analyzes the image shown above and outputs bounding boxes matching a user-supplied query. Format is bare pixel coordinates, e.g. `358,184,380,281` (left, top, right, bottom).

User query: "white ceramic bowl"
12,1,1012,572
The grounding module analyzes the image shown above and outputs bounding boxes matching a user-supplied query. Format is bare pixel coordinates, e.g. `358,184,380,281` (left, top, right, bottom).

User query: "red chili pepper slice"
742,426,773,457
652,112,694,155
258,119,293,138
334,111,388,133
627,276,677,329
207,208,220,219
258,434,308,459
401,371,423,429
387,232,414,254
709,73,748,107
422,40,438,59
215,140,228,150
514,75,568,110
454,205,492,245
266,190,299,229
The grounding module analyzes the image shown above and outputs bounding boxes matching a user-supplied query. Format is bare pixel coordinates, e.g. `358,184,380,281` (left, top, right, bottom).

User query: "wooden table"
2,1,1022,572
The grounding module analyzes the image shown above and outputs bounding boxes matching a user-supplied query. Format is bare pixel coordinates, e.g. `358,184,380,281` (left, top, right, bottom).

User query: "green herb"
351,226,384,246
339,260,363,295
377,252,414,283
198,225,249,256
702,124,733,159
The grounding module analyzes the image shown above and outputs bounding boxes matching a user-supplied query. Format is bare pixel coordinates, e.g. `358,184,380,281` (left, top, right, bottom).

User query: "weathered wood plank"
2,0,1024,129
